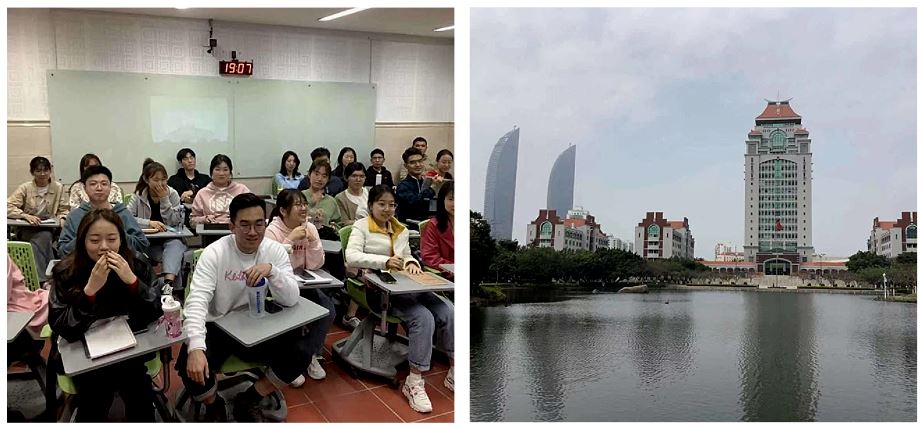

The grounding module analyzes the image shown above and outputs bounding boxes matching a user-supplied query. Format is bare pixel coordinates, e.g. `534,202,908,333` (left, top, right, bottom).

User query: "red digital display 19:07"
219,60,253,76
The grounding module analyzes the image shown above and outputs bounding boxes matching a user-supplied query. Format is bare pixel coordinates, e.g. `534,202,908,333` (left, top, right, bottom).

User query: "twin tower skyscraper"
484,126,576,240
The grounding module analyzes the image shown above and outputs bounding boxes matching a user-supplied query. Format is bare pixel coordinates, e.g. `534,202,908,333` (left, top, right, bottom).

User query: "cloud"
471,8,916,258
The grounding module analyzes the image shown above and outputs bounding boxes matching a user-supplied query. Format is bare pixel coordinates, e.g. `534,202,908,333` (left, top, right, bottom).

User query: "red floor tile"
300,361,367,402
415,412,454,423
323,331,352,351
281,385,310,407
424,371,454,402
312,390,402,422
285,403,327,422
371,378,454,422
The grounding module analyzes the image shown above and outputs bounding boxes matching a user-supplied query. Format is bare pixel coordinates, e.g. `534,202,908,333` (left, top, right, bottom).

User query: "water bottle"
248,278,267,318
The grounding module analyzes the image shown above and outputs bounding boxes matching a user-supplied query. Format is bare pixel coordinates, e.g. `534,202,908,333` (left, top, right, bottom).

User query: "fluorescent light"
175,6,189,9
318,8,369,22
433,25,454,32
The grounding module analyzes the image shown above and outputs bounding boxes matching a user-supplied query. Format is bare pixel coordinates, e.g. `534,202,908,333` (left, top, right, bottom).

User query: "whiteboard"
47,70,376,182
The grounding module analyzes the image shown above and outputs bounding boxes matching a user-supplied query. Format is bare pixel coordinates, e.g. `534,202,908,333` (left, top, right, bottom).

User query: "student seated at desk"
364,148,394,188
264,189,333,381
301,158,342,239
190,154,250,226
424,149,454,181
297,147,345,196
345,185,454,414
8,255,49,340
7,156,69,281
59,165,149,256
168,148,212,205
335,162,370,226
421,182,454,278
396,147,444,225
68,153,124,210
128,159,187,291
273,150,304,194
177,193,310,422
48,210,163,422
329,147,357,197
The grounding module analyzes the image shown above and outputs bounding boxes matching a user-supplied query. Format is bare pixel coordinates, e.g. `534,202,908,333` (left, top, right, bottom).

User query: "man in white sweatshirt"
175,193,309,422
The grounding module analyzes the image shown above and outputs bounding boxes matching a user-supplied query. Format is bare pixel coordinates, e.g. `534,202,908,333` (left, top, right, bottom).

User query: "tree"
470,211,497,288
846,251,890,272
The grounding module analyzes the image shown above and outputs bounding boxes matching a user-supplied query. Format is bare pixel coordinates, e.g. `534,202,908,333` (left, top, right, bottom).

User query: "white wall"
8,8,454,122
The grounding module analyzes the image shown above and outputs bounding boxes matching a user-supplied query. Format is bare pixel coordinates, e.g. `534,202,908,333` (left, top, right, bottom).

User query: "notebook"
294,269,333,286
83,316,137,359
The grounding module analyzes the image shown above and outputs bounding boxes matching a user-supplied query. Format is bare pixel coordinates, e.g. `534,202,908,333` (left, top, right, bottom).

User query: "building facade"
743,100,814,275
715,243,746,262
634,212,695,259
526,208,608,252
868,211,917,258
484,126,519,240
547,144,576,218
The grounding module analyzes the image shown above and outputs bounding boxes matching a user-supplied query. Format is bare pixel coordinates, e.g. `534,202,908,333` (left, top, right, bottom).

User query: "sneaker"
289,374,306,388
201,395,227,422
307,356,326,380
342,315,361,329
232,391,264,422
444,367,454,392
161,279,174,296
401,375,433,413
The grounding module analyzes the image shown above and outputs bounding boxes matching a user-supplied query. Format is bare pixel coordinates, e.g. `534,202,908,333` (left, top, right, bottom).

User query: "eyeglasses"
236,221,267,232
374,202,398,210
291,202,307,208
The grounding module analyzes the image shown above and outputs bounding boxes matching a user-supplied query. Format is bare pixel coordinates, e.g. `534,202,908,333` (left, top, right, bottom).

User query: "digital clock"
219,60,253,76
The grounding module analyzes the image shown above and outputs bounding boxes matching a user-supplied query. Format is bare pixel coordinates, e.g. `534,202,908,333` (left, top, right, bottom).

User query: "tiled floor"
9,322,453,423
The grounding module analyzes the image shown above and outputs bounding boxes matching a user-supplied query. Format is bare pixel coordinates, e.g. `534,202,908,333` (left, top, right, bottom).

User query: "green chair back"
123,194,133,206
185,249,205,295
418,219,430,237
271,179,282,197
8,241,41,291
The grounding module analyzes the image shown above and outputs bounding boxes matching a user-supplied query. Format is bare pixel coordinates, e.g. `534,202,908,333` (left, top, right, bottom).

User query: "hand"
106,252,137,285
243,263,272,287
187,349,210,386
386,256,403,271
85,255,110,296
22,214,41,225
181,190,193,203
430,175,444,190
288,225,308,242
313,209,326,222
149,220,167,232
405,263,422,275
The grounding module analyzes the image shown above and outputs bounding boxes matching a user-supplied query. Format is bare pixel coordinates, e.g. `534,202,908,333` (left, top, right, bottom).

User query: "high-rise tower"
547,144,576,217
484,127,520,240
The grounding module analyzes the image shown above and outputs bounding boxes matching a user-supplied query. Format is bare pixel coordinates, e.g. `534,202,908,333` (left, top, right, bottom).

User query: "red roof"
802,261,847,267
878,221,897,229
701,261,756,266
668,221,685,229
756,102,801,120
748,130,761,136
795,128,809,134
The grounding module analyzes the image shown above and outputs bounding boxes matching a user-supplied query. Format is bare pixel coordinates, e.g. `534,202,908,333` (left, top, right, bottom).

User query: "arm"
421,222,452,267
344,223,390,270
160,189,184,227
265,246,300,307
395,180,434,211
397,230,421,270
303,223,325,270
183,249,217,352
125,258,163,328
6,183,27,218
334,194,354,225
326,197,342,226
47,271,98,343
58,213,78,255
127,193,151,227
120,213,150,253
190,192,208,225
54,183,70,221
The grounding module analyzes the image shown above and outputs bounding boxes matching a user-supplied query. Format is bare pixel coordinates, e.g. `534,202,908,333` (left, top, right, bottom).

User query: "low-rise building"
526,208,609,251
634,212,695,259
868,211,917,258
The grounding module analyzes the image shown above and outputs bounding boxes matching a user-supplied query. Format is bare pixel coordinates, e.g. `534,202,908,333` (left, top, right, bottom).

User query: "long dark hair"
278,151,301,177
73,153,101,185
269,189,308,221
53,209,135,295
332,147,357,178
134,158,168,196
435,181,454,232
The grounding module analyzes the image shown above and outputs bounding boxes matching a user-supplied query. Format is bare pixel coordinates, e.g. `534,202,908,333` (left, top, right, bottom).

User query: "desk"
8,311,34,343
440,264,454,273
296,269,344,290
195,223,231,236
214,297,328,347
320,239,341,254
145,226,194,239
366,271,453,336
58,323,187,376
7,218,61,229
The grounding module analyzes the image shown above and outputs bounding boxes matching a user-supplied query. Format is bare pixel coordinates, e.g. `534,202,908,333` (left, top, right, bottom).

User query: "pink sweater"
190,181,250,225
7,256,49,338
264,217,325,271
421,218,454,268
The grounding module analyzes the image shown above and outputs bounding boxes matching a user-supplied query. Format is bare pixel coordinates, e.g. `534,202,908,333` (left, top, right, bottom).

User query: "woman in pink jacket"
264,189,332,382
421,181,454,278
7,255,49,340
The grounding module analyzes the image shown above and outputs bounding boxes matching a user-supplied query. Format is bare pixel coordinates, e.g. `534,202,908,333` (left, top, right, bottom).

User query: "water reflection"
627,302,696,389
738,293,819,421
470,307,512,421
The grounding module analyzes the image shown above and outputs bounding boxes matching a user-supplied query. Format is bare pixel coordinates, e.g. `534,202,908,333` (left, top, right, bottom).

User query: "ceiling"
84,8,454,39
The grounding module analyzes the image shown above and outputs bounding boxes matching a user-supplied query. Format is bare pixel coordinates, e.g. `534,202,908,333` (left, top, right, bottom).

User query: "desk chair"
8,241,42,291
331,225,408,388
7,243,51,419
415,220,442,275
173,249,287,422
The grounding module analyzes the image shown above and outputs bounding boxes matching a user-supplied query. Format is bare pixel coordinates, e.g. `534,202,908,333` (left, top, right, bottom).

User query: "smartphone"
264,299,284,314
378,271,398,284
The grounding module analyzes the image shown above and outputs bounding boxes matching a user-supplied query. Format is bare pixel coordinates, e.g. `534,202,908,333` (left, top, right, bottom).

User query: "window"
908,225,917,240
540,222,553,239
648,224,660,239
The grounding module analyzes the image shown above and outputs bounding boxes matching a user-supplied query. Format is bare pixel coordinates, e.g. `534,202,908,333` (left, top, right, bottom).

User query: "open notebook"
294,269,333,286
83,316,137,359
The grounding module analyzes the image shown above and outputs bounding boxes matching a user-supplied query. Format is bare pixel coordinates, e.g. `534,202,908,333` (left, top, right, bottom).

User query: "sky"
470,8,917,259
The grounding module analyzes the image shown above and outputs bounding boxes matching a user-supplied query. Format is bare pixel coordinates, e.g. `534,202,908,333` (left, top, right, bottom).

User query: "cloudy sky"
470,8,917,259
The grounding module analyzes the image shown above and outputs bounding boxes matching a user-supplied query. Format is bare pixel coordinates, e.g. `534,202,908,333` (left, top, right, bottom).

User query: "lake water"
470,289,916,421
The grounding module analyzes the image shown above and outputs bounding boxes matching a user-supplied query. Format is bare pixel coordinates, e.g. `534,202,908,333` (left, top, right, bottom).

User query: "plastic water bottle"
248,278,267,318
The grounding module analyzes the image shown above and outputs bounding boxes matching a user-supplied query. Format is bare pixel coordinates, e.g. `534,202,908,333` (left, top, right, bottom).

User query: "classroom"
7,7,455,423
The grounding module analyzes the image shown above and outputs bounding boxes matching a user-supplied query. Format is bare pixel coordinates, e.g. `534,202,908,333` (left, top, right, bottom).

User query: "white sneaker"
289,374,306,388
307,355,326,380
342,315,361,329
402,375,433,413
444,367,454,392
